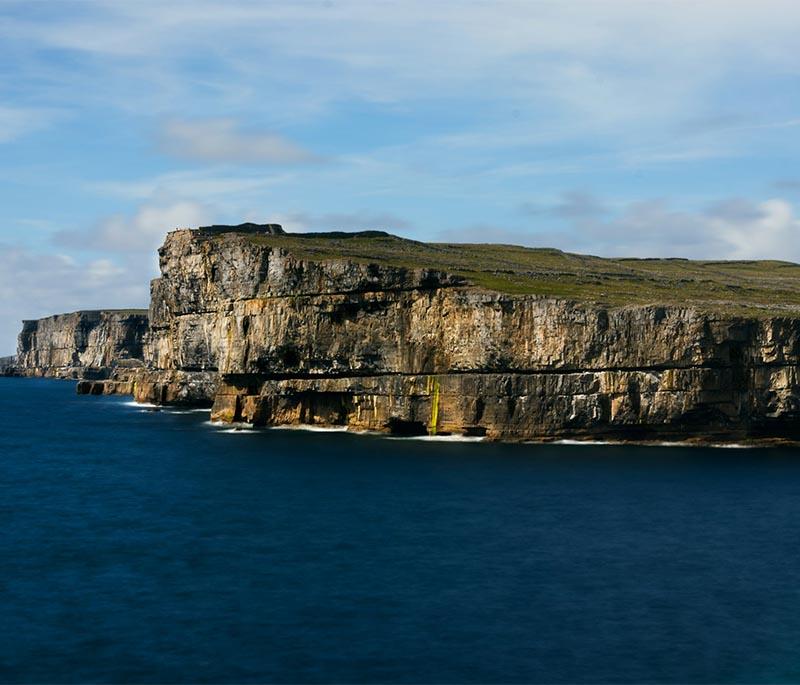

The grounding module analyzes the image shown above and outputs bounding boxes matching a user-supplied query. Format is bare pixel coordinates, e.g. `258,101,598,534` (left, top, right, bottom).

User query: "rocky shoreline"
7,222,800,444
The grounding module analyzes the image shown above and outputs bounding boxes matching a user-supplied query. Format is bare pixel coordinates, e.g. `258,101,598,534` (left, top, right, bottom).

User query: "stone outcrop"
76,369,219,405
199,222,285,236
69,226,800,443
16,310,148,379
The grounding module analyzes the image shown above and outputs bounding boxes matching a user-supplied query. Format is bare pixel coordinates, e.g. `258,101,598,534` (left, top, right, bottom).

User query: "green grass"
239,231,800,317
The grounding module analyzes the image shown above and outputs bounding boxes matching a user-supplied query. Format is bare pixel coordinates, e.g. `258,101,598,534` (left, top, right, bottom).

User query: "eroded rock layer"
16,310,148,379
80,227,800,442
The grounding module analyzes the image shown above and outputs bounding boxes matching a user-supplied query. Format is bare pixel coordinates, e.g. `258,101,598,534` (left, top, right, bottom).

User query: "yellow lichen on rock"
427,375,440,435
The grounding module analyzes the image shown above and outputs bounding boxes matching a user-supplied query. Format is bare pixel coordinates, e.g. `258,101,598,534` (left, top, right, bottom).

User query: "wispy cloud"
447,193,800,261
85,169,294,202
158,119,320,164
0,198,215,350
0,106,57,143
53,201,212,253
521,191,610,220
6,1,800,132
268,210,412,234
0,244,149,354
774,180,800,193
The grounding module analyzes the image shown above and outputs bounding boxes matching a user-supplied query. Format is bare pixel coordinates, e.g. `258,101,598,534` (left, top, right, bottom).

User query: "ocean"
2,377,800,683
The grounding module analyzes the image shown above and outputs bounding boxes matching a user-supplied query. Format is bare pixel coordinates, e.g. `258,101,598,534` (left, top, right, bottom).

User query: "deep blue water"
4,379,800,683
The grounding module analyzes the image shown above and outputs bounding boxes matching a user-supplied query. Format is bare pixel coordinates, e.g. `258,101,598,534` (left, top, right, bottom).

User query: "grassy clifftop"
242,230,800,317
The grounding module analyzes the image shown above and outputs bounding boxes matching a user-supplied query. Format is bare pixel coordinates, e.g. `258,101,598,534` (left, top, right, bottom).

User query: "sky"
2,0,800,352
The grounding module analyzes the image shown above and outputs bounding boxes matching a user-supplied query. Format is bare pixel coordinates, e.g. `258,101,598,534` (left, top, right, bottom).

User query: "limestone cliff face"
102,228,800,442
16,310,148,379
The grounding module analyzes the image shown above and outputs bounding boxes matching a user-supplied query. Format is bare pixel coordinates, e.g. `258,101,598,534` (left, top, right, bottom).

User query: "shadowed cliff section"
16,310,149,379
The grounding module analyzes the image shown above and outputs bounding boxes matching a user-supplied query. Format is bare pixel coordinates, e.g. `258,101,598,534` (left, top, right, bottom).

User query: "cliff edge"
66,224,800,443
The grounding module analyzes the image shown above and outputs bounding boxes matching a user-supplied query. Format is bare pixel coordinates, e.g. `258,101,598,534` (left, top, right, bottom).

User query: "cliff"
0,355,16,376
16,310,148,379
75,225,800,443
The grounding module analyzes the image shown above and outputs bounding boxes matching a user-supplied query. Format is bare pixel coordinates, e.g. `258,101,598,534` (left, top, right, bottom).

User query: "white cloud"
266,210,412,234
522,191,610,220
578,197,800,260
441,194,800,262
158,119,319,164
0,106,55,143
95,201,211,252
86,169,293,202
1,200,215,353
6,0,800,137
54,201,211,253
556,196,800,260
707,199,800,260
0,245,149,355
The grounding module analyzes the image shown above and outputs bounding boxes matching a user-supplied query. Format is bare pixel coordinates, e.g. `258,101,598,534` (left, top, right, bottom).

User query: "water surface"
2,378,800,683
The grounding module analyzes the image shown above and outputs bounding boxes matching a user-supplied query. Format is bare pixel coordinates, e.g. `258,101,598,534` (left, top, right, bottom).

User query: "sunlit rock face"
15,310,148,379
101,227,800,442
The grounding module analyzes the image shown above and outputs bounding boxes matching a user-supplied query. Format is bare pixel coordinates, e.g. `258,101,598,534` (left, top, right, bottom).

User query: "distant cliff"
0,355,15,376
69,224,800,443
16,310,148,379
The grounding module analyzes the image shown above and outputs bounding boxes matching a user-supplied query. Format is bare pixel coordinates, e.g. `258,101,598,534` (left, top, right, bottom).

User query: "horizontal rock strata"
16,310,148,379
70,227,800,443
78,369,219,406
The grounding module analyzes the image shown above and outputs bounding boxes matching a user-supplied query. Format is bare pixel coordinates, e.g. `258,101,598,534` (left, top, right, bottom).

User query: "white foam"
644,440,756,450
388,434,485,443
210,420,254,429
551,439,618,446
550,438,757,449
164,408,210,415
269,425,483,441
127,408,764,448
122,401,212,414
203,420,225,427
268,424,349,433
